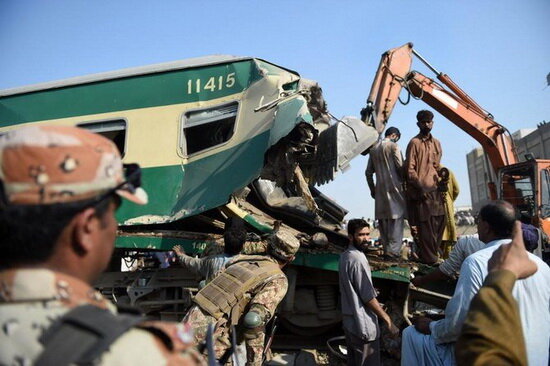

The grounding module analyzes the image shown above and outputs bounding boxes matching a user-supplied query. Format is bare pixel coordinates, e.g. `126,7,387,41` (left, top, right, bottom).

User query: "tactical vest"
193,256,284,325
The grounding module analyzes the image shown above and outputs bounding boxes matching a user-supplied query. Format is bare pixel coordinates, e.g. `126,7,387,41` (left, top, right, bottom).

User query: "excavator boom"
366,44,550,253
366,43,518,175
406,71,518,169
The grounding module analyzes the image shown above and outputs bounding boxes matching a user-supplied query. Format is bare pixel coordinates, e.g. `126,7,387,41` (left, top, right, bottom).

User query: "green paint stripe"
117,236,410,282
116,130,270,223
242,215,273,233
0,60,262,126
371,267,410,283
293,252,340,271
293,252,410,282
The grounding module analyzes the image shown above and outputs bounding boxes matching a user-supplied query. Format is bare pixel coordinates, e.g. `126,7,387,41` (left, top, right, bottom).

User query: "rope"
328,112,359,142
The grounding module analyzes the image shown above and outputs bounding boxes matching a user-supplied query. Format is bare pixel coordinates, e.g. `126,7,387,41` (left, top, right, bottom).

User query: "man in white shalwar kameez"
366,127,406,257
401,201,550,366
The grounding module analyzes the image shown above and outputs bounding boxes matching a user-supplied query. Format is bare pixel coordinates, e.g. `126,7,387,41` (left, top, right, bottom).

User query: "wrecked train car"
0,56,412,333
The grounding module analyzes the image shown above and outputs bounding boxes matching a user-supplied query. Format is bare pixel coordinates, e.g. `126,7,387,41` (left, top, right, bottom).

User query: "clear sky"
1,0,549,220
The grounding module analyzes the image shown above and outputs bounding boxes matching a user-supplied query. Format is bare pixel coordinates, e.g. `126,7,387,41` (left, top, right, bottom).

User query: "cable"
328,112,359,142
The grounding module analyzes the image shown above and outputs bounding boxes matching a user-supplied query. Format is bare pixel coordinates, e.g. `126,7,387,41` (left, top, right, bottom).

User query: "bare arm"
365,297,399,336
172,245,208,277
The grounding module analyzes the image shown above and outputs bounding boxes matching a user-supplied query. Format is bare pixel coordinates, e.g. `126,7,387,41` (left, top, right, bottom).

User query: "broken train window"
181,102,238,156
77,119,127,157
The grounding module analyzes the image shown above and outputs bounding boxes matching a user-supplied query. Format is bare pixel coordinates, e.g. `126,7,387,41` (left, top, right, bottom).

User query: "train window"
77,119,127,157
182,102,238,156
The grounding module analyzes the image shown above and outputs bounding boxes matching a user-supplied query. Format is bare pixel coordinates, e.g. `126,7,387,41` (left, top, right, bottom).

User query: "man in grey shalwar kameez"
339,219,399,366
366,127,406,257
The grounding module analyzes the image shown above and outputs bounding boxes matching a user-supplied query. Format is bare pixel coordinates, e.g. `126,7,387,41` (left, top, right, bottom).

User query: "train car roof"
0,55,299,97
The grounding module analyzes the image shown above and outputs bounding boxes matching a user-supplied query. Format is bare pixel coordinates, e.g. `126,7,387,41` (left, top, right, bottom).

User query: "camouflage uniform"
0,126,205,365
242,241,268,255
0,268,205,365
183,231,299,366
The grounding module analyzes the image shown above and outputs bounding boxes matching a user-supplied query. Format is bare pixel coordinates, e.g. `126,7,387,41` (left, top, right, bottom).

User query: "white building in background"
467,147,494,213
466,121,550,213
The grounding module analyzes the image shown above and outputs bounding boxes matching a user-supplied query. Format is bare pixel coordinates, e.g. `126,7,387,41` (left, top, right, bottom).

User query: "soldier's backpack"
35,304,143,366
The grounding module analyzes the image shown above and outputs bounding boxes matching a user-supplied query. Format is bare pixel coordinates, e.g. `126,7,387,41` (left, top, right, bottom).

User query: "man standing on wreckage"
405,110,445,265
183,230,300,365
366,126,407,260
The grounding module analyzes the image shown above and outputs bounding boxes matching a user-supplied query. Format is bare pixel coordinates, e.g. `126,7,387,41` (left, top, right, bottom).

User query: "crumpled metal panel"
253,179,315,217
303,116,378,185
335,116,378,172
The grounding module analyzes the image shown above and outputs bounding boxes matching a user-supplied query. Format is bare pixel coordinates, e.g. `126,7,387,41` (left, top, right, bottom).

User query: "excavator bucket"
302,116,378,185
365,42,413,133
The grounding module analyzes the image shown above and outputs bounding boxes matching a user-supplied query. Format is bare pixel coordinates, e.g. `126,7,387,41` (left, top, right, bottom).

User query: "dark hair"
479,200,516,239
347,218,370,237
223,228,246,255
222,217,246,255
225,217,246,232
0,197,113,269
385,127,401,138
416,110,434,122
266,246,286,264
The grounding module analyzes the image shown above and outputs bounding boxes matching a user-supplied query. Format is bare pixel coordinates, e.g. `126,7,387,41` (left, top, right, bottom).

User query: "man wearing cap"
0,125,203,365
366,126,406,258
183,229,300,365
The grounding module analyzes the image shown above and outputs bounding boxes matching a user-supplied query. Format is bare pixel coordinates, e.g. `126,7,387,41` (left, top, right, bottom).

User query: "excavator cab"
500,160,550,261
500,161,550,222
499,162,537,223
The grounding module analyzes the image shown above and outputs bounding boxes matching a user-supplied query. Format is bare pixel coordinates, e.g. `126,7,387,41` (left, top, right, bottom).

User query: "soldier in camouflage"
183,230,300,365
0,125,204,365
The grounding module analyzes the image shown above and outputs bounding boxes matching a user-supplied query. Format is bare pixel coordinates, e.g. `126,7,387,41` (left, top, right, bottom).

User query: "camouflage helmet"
268,230,300,261
0,125,148,206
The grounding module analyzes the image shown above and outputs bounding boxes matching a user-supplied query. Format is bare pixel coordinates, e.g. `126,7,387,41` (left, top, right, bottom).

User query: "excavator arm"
364,42,550,259
365,43,518,181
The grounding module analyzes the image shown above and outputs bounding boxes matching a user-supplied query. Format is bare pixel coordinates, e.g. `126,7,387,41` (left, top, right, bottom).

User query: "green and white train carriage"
1,56,411,332
0,55,376,249
0,58,303,220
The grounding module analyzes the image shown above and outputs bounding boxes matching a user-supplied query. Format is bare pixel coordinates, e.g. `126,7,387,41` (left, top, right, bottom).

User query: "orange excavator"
363,42,550,259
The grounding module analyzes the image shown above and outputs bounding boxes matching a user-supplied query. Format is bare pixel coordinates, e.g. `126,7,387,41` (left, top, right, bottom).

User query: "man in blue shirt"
173,217,247,283
339,219,399,366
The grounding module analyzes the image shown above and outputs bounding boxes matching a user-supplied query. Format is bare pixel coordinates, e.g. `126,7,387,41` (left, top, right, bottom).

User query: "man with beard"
405,110,445,264
339,219,399,366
